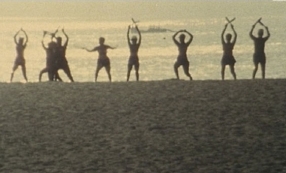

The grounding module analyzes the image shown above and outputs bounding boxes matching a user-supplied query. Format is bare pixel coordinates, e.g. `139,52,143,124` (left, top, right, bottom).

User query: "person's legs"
182,62,192,80
105,65,112,82
135,63,140,81
10,64,18,82
54,71,63,82
127,64,132,82
174,62,180,79
221,65,226,80
21,65,28,82
229,65,237,80
39,67,48,82
95,63,103,82
61,62,74,82
261,63,266,79
63,66,74,82
48,68,55,81
252,62,259,79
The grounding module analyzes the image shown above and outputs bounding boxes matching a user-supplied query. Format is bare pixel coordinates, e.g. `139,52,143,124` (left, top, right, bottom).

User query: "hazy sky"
0,1,284,21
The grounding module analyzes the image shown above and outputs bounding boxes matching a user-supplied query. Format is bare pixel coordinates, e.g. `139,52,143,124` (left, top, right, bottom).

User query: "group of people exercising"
11,28,75,82
10,18,270,82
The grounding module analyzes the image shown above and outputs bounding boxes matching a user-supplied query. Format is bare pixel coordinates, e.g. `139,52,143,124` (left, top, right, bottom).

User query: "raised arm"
62,29,69,47
14,30,20,44
260,21,270,40
172,30,181,45
184,30,193,46
264,26,270,40
21,28,28,46
135,25,142,46
41,33,48,50
250,19,260,40
221,24,228,44
230,24,237,44
127,25,131,46
249,24,256,40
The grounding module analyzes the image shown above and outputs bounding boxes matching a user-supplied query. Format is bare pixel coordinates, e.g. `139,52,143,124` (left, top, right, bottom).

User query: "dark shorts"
221,55,236,66
14,57,25,66
98,57,110,67
253,53,266,64
128,56,139,67
176,56,189,66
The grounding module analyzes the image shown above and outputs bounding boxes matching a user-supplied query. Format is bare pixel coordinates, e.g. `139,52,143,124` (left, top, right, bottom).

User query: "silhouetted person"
83,37,116,82
55,29,74,82
39,32,62,82
221,23,237,80
10,28,28,82
127,25,141,81
250,18,270,79
173,29,193,80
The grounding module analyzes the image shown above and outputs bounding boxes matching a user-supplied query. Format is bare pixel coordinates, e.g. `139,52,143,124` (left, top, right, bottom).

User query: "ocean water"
0,1,286,82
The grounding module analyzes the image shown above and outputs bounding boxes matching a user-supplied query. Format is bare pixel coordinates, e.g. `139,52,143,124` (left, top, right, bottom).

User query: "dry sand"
0,79,285,173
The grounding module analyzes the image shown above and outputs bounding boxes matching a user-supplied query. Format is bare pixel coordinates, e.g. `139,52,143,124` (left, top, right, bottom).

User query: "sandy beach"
0,79,285,173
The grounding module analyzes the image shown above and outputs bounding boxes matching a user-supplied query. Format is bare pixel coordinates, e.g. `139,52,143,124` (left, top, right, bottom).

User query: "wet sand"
0,79,285,173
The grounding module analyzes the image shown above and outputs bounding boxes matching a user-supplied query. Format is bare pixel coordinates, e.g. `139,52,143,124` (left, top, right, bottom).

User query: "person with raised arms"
221,18,237,80
10,28,28,82
39,31,62,82
172,29,193,80
54,29,74,82
127,25,141,81
249,18,270,79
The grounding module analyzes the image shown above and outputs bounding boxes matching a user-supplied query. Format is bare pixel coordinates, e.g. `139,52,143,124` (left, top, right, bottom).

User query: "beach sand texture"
0,79,285,173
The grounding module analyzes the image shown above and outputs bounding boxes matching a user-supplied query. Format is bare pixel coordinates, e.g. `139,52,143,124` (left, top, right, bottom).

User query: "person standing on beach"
55,29,74,82
173,29,193,80
127,25,141,81
83,37,116,82
39,32,62,82
10,28,28,82
250,18,270,79
221,23,237,80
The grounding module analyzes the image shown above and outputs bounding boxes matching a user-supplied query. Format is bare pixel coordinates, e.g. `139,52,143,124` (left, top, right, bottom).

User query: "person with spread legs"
10,28,28,82
127,25,141,81
221,21,237,80
39,31,62,82
55,29,74,82
173,29,193,80
250,18,270,79
83,37,116,82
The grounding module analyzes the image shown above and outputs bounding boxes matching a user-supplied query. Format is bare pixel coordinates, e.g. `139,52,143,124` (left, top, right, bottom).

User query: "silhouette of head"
18,37,24,44
258,29,264,37
99,37,105,45
226,33,232,42
131,36,137,44
56,37,62,45
179,34,185,43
